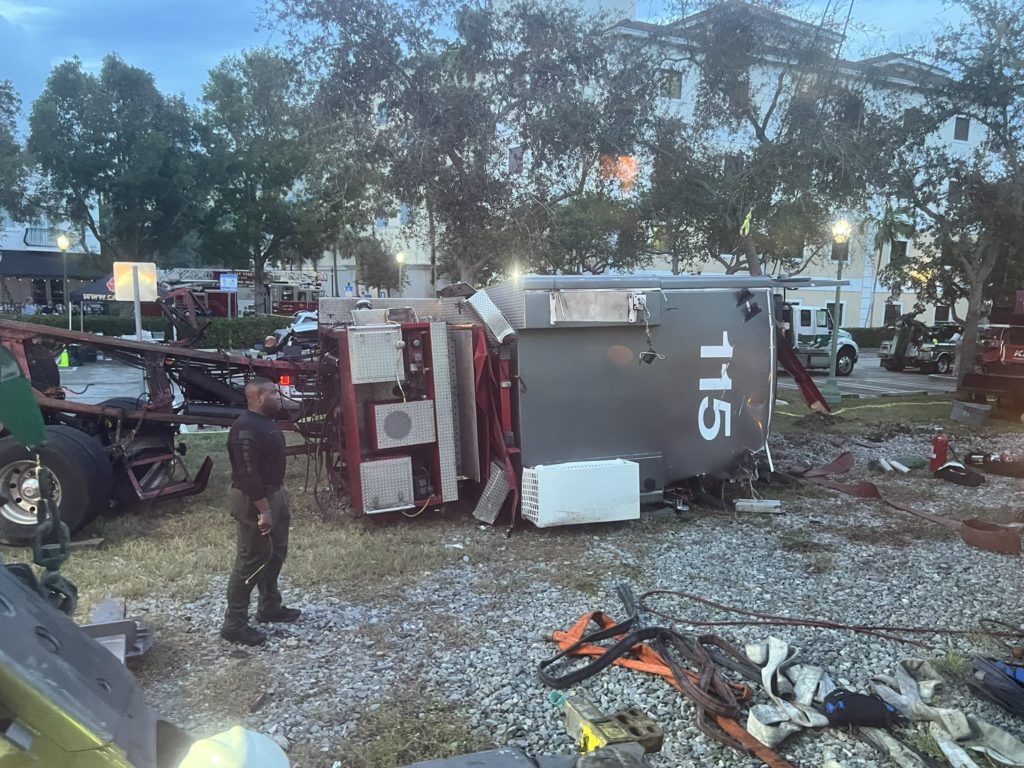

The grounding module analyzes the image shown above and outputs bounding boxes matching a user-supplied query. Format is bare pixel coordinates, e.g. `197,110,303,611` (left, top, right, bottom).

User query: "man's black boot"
256,607,302,623
220,624,267,646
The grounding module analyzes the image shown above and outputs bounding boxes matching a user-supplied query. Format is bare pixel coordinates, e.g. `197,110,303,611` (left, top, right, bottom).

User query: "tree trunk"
331,246,339,297
740,234,762,276
955,280,984,392
254,254,268,315
868,246,884,327
427,199,437,290
458,260,477,286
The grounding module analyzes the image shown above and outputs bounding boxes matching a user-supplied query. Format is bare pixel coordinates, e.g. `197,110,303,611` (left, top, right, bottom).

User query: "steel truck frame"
0,319,316,544
0,273,837,542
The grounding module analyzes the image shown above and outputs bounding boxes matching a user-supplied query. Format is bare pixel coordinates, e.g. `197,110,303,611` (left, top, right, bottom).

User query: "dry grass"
1,432,484,615
774,392,1024,438
934,648,972,681
905,726,945,761
329,687,491,768
181,656,273,721
776,528,836,554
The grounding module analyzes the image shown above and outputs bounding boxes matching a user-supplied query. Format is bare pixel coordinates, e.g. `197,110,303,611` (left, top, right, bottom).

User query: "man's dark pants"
223,486,290,632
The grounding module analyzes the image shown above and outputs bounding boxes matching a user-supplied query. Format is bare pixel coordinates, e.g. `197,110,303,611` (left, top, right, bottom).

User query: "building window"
948,180,962,207
889,240,908,262
934,304,950,323
659,70,682,100
884,302,902,325
954,116,970,141
398,203,412,226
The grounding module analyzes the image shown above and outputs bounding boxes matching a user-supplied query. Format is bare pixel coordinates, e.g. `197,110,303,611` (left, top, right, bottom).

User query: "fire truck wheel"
0,427,112,546
836,347,856,376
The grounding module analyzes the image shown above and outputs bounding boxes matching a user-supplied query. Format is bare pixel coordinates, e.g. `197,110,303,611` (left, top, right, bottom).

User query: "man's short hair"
245,378,277,398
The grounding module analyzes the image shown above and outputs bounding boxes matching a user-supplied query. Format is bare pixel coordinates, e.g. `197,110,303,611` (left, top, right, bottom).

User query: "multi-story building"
318,0,973,327
614,0,975,327
0,210,103,313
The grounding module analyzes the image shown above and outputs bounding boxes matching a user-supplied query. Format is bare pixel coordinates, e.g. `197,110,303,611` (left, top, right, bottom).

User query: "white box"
521,459,639,528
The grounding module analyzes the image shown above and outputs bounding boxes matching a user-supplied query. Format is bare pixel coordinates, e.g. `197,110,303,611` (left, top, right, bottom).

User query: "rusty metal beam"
0,318,315,375
34,394,300,431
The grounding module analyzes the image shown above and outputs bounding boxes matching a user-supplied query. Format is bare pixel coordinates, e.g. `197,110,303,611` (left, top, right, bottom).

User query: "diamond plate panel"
319,298,444,326
430,322,459,501
348,326,405,384
372,400,436,449
484,281,527,329
472,461,511,524
359,457,414,513
452,328,480,482
466,292,515,344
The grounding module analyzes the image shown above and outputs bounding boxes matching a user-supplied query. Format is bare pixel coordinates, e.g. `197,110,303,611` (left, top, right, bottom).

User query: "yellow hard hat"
177,726,290,768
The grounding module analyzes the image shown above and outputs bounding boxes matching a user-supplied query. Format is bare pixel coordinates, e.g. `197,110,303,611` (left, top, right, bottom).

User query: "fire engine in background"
269,282,322,315
159,268,327,317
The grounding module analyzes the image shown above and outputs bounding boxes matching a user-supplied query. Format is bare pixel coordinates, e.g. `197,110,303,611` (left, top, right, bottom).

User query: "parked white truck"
779,303,859,376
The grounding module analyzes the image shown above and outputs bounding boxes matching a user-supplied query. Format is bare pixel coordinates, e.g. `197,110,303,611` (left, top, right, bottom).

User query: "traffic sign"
219,273,239,292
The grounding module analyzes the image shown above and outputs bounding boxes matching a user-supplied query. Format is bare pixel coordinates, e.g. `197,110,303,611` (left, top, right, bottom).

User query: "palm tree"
868,202,916,326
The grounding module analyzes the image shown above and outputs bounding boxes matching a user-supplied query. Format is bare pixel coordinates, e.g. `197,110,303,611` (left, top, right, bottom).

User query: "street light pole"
56,234,71,330
395,251,406,297
821,218,851,410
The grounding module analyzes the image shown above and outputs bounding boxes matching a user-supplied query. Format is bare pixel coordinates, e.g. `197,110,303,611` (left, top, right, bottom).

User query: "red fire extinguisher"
930,433,949,472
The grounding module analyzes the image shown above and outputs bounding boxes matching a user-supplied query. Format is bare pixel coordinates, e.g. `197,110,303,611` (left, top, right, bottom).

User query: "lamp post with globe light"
395,251,405,296
56,234,71,330
821,218,852,408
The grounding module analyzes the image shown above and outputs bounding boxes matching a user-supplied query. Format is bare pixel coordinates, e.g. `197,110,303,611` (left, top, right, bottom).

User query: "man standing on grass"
221,378,301,646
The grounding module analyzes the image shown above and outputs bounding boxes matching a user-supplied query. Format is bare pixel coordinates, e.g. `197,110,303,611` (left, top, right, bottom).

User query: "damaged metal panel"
465,292,515,344
472,460,511,523
514,287,775,486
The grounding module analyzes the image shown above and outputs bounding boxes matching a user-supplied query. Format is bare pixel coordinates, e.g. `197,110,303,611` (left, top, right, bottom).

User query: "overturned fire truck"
0,274,833,543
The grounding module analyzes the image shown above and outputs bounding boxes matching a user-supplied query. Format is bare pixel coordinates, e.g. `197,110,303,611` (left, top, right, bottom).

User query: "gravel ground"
130,418,1024,768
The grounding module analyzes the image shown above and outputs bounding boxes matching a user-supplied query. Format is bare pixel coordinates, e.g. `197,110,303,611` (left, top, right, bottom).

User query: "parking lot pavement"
778,350,957,399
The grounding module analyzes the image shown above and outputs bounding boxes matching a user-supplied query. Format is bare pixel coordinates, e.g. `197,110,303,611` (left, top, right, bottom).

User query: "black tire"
935,355,952,375
0,426,113,545
836,347,856,377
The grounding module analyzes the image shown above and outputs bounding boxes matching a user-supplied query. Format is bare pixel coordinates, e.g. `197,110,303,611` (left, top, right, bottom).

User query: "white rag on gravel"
871,659,1024,767
744,636,834,747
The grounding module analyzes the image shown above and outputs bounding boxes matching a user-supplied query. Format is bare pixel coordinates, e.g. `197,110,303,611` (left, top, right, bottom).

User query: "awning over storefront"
0,250,105,280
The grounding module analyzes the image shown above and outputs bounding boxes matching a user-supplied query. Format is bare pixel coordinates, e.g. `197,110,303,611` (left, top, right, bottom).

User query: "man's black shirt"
228,410,286,500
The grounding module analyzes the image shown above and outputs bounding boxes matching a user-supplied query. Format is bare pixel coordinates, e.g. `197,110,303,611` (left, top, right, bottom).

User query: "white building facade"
0,210,103,313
